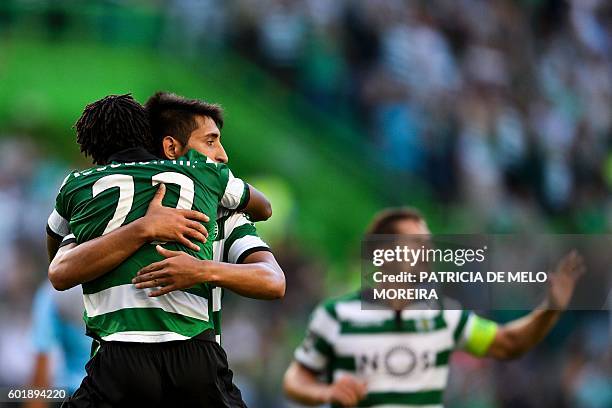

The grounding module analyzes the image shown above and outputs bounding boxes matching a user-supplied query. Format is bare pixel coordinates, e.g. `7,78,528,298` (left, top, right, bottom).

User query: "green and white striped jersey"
47,148,248,343
210,208,270,344
294,292,498,408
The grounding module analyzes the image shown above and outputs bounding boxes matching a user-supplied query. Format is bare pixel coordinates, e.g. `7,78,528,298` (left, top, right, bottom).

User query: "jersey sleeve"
46,174,73,239
222,213,270,263
446,309,498,357
219,168,249,210
59,233,77,248
186,150,249,210
294,304,339,374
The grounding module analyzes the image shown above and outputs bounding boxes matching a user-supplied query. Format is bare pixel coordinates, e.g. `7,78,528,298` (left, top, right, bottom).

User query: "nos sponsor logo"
356,345,419,377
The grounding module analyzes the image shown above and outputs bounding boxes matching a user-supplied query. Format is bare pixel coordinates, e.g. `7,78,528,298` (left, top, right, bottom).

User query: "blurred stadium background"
0,0,610,407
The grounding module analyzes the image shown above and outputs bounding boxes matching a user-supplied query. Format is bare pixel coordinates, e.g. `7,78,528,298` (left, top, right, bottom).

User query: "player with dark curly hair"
46,93,283,407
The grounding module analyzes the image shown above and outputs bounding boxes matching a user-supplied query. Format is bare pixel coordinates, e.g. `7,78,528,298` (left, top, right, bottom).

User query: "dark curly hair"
74,94,153,165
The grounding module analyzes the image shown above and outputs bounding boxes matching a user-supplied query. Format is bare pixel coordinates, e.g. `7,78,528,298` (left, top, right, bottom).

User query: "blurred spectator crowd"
167,0,612,231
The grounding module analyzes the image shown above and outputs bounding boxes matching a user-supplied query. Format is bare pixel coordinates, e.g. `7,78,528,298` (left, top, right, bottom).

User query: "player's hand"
545,250,586,310
323,374,367,407
140,183,209,251
132,245,210,296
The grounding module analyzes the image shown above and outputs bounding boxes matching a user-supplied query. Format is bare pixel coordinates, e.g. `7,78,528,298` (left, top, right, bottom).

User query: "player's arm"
487,251,584,359
49,184,209,290
24,354,51,408
284,362,367,407
243,183,272,222
25,287,55,408
46,234,62,263
46,174,74,262
133,246,285,299
283,306,367,406
460,251,585,360
47,209,70,262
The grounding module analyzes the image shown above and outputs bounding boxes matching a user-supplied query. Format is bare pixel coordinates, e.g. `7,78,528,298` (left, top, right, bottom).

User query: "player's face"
182,115,229,163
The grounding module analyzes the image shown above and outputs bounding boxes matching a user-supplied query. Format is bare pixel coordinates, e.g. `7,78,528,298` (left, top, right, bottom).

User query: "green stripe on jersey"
453,310,470,342
349,390,443,407
313,334,334,356
85,308,208,339
222,223,258,262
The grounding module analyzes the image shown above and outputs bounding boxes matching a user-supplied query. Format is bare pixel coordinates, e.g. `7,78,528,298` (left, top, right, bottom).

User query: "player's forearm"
242,184,272,222
489,304,561,359
24,354,50,408
48,220,149,290
283,362,331,405
205,259,285,299
46,234,61,263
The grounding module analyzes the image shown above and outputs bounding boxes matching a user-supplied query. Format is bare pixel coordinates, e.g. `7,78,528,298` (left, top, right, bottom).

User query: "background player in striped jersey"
46,93,282,407
283,208,585,408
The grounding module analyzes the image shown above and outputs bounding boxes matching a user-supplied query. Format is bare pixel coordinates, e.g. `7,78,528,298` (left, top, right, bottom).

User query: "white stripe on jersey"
102,331,190,342
228,235,268,264
331,367,449,394
336,300,394,322
47,209,70,237
212,287,222,312
83,283,209,321
457,312,478,348
335,300,442,324
295,345,328,372
309,306,341,343
220,170,246,209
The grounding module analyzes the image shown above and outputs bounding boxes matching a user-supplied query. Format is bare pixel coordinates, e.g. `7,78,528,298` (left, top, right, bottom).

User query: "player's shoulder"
57,166,98,192
181,149,226,169
179,150,233,189
318,291,362,320
436,297,472,337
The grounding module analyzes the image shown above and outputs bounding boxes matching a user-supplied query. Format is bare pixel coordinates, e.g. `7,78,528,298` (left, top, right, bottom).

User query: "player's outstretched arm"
486,251,585,360
48,184,209,291
283,361,367,407
133,245,285,299
242,184,272,222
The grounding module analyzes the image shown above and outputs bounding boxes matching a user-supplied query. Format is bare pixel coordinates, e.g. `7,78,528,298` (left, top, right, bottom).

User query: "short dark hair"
145,91,224,151
366,207,425,235
74,94,153,165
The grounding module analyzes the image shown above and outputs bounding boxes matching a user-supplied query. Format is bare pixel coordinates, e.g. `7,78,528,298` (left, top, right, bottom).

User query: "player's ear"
162,136,182,159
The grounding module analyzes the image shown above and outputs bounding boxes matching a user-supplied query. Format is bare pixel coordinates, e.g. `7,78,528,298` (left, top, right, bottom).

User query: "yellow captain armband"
464,315,498,357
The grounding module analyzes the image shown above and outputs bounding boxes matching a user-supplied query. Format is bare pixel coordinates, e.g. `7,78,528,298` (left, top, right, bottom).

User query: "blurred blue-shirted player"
29,282,90,395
